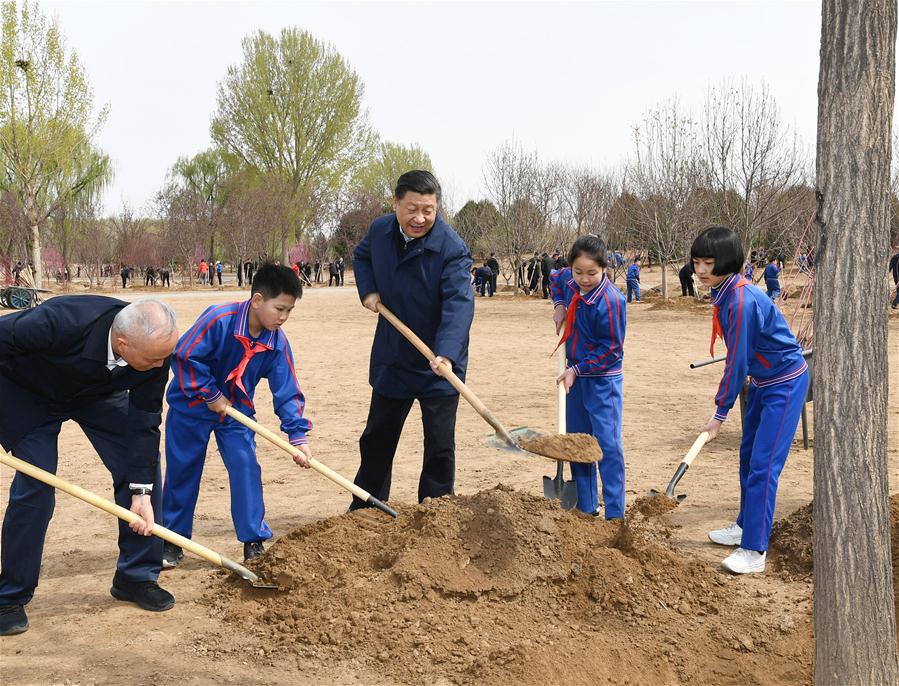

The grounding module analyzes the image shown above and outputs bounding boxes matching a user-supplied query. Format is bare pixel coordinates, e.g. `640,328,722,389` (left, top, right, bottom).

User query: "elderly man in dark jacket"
0,296,179,636
350,170,474,508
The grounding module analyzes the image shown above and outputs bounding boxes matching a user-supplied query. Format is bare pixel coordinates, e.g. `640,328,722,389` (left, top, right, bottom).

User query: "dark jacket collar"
386,214,449,255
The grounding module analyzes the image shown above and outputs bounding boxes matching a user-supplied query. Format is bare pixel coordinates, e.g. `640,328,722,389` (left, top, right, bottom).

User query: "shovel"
0,450,277,589
648,432,710,502
543,355,577,509
222,406,398,518
375,303,539,453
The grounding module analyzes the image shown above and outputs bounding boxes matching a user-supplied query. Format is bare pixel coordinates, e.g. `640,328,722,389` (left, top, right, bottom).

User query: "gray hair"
112,300,177,340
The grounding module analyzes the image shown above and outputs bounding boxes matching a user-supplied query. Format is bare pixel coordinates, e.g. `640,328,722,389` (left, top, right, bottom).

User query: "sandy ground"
1,269,897,685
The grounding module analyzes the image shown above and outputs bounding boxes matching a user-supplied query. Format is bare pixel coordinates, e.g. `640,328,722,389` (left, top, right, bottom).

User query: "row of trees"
2,1,897,295
0,1,432,286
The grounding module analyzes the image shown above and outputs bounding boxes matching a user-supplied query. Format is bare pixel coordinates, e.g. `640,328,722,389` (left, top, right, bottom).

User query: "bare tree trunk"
29,222,42,289
660,261,668,299
813,1,899,684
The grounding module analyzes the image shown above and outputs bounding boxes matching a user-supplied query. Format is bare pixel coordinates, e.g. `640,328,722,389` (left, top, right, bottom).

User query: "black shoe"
162,542,183,569
243,541,265,562
0,604,28,636
110,575,175,612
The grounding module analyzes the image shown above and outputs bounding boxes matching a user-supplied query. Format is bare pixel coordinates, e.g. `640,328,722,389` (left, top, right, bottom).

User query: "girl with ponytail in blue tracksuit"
551,235,627,519
692,227,808,574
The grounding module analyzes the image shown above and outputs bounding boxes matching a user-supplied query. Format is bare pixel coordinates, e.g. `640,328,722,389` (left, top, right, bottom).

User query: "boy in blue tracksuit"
692,227,808,574
763,255,782,300
626,257,641,302
551,235,627,519
160,264,313,567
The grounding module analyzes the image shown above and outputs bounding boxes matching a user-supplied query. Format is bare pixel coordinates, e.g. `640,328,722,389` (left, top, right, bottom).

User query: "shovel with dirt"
648,431,710,503
0,450,278,589
375,302,602,464
542,355,578,509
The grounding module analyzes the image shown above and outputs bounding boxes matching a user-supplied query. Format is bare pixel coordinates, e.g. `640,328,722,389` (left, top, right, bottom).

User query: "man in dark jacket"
540,252,554,299
486,253,501,295
679,260,695,297
0,296,179,635
351,170,474,508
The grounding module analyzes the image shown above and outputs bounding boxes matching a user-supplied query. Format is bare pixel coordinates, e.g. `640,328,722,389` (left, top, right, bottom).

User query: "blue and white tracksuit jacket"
551,269,627,518
709,274,808,551
162,300,313,543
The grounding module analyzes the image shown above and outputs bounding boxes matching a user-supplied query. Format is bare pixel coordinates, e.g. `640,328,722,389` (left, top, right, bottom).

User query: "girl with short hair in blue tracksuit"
692,227,808,574
551,235,627,519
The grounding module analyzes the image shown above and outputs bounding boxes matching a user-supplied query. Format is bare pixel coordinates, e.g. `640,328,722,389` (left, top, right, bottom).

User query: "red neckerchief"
710,276,748,356
553,291,582,355
225,336,268,396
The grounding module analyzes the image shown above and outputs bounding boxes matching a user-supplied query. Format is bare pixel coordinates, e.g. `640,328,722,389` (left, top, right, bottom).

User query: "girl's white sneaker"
708,522,743,546
721,547,766,574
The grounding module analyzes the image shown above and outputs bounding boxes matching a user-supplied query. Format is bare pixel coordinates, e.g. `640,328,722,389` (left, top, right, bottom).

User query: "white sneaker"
721,548,766,574
708,522,742,546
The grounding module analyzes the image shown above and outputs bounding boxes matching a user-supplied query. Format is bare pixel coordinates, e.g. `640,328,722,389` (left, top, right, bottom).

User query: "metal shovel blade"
647,487,688,503
221,556,279,590
543,461,578,510
486,426,542,452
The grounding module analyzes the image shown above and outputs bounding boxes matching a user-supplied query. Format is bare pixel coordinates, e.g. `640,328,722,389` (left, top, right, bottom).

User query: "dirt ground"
1,267,898,685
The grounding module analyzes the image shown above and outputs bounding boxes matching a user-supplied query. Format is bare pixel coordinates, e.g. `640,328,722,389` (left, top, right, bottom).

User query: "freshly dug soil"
631,494,681,517
520,433,603,463
769,494,899,647
208,486,812,685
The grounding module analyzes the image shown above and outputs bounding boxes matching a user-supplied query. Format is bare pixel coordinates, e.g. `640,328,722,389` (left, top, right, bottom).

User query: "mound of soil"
646,295,712,315
631,494,681,517
520,433,602,463
769,494,899,647
208,487,811,685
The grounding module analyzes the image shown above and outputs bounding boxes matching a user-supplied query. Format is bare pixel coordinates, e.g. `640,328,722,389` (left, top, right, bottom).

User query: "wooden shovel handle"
682,432,710,467
557,354,566,435
375,302,517,447
0,450,256,580
222,406,397,517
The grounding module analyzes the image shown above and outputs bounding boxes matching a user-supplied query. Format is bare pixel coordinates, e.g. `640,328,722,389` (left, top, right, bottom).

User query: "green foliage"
0,0,110,284
210,27,375,252
453,199,501,253
354,141,433,210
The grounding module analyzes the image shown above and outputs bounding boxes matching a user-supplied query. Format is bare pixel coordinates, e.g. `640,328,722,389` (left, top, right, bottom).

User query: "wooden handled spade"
648,432,710,502
0,450,277,589
543,355,578,509
222,406,398,518
375,302,533,452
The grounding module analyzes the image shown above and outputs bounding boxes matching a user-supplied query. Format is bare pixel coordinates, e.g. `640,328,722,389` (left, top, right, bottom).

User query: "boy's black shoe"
162,542,184,569
110,574,175,612
0,604,28,636
243,541,265,562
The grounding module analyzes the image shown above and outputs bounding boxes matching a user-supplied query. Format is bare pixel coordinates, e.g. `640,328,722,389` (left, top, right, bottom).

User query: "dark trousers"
329,273,339,286
0,393,163,606
680,274,695,297
541,276,550,298
350,391,459,509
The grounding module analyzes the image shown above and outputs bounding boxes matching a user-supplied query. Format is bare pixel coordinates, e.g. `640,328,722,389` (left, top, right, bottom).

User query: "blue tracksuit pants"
162,409,272,543
626,280,640,302
565,374,626,519
736,370,808,551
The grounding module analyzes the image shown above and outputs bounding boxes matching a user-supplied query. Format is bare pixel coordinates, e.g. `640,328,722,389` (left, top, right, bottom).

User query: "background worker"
350,170,474,508
0,297,179,635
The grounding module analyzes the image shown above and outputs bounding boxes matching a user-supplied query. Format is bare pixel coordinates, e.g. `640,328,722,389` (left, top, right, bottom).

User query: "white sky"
43,0,823,215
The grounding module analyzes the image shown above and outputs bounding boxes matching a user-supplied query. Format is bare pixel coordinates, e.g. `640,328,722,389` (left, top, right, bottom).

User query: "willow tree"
211,28,374,262
0,1,109,287
813,0,898,683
